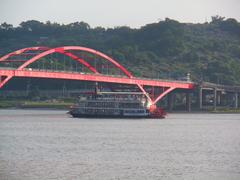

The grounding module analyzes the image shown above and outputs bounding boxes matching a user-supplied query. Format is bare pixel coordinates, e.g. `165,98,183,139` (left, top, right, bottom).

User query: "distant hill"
1,16,240,86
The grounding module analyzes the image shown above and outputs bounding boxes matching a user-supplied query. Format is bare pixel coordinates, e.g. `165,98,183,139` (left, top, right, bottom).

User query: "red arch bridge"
0,46,194,111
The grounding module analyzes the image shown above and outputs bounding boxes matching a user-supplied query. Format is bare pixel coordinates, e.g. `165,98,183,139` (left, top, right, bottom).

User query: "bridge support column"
217,91,221,106
235,92,238,109
186,92,191,112
168,93,174,111
199,88,202,109
213,88,217,111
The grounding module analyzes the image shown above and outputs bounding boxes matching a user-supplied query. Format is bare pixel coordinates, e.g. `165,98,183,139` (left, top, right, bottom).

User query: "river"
0,109,240,180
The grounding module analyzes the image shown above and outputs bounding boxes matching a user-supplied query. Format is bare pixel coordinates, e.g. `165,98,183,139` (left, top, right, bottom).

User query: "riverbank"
0,99,74,109
1,100,240,113
211,108,240,113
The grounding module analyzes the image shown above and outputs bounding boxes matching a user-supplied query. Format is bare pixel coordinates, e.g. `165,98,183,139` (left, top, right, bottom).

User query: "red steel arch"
18,46,133,77
0,47,49,89
0,46,195,107
0,46,100,89
0,46,131,77
16,46,150,101
0,46,49,62
0,46,99,74
55,51,99,74
0,46,133,91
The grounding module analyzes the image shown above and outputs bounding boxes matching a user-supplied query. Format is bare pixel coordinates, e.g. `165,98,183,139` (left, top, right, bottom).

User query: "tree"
1,18,240,87
211,15,225,24
20,20,44,32
0,22,13,30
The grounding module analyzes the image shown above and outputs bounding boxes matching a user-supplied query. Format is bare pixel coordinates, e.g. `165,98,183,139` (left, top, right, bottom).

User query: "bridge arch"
0,46,156,104
0,46,132,77
0,46,99,88
17,46,133,78
0,46,49,62
15,46,149,101
0,46,99,74
0,46,193,107
0,46,135,94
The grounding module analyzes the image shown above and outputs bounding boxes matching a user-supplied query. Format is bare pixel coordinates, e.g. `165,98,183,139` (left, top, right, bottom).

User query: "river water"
0,109,240,180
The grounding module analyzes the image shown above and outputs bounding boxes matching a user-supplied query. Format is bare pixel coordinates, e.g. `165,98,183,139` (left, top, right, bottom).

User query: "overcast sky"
0,0,239,28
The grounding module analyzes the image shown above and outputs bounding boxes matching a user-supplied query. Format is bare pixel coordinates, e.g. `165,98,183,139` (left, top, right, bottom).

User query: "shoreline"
1,99,240,114
1,107,240,114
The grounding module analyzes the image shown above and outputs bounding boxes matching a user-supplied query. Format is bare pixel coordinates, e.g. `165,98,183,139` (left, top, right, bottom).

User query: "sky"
0,0,239,28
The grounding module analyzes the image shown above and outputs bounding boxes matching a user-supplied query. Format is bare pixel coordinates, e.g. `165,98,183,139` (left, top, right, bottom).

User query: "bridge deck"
0,69,194,89
200,82,240,92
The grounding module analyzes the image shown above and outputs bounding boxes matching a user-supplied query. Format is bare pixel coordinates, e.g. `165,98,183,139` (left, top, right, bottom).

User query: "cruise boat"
69,92,166,119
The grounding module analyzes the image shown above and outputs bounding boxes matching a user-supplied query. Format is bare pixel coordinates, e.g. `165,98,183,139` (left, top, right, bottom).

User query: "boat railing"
74,106,147,110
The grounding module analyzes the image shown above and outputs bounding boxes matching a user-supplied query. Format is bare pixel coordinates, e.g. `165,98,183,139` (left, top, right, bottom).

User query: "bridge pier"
186,92,191,112
199,88,203,109
167,93,174,111
235,92,238,109
213,88,217,111
217,91,221,106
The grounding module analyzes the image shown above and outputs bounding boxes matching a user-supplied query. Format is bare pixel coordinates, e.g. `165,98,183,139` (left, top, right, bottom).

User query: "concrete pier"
199,88,202,109
197,82,240,111
213,88,217,111
167,93,174,111
186,92,191,112
235,92,238,109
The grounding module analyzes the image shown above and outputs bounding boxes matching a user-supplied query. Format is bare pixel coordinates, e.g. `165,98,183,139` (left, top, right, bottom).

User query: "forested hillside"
1,16,240,85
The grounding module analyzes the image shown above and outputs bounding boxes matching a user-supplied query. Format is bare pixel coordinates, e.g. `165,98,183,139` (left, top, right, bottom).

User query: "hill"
1,16,240,86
